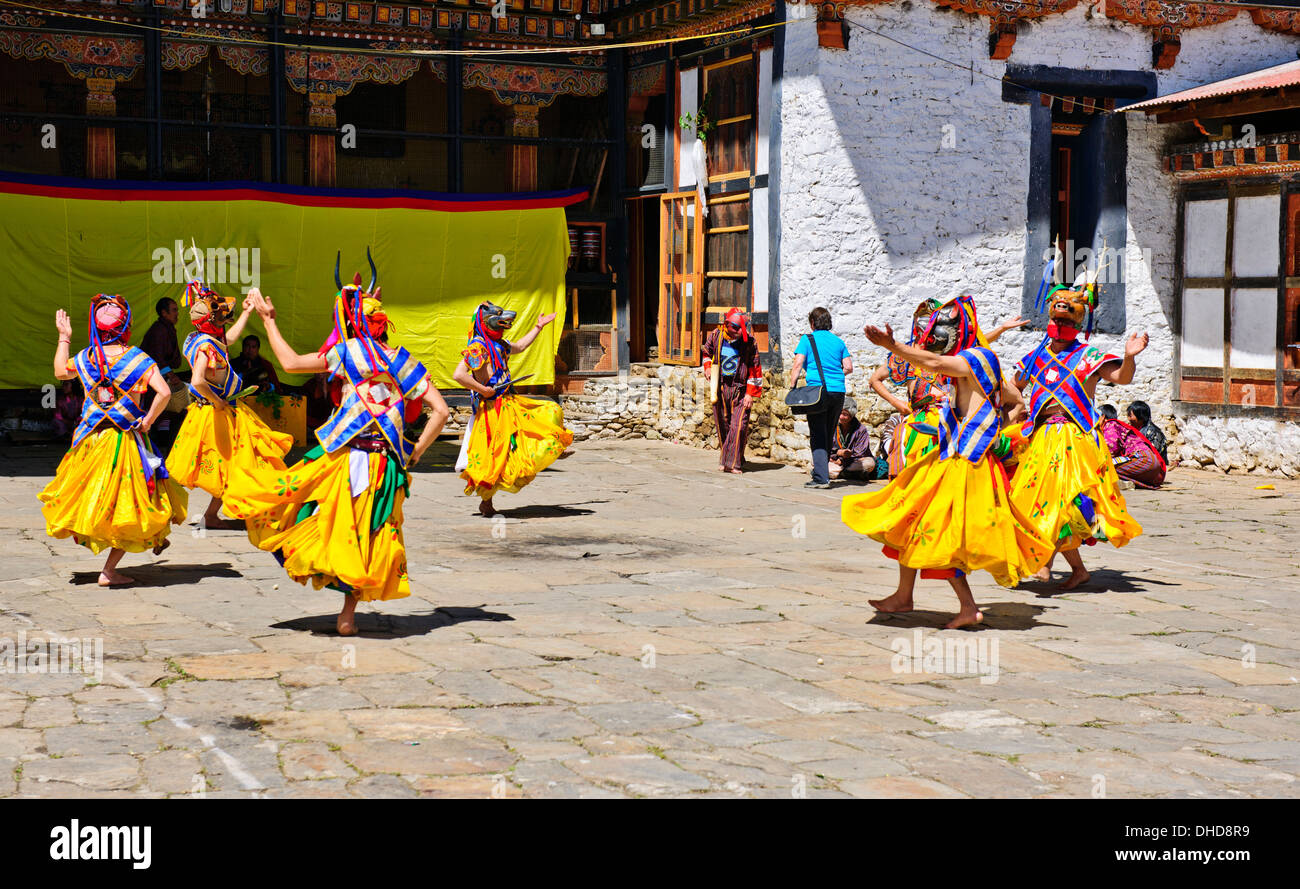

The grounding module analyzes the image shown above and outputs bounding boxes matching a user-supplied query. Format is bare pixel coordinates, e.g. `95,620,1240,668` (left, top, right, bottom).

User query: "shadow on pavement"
68,562,244,587
1019,568,1179,597
272,605,514,638
738,461,788,473
867,601,1057,631
490,503,601,518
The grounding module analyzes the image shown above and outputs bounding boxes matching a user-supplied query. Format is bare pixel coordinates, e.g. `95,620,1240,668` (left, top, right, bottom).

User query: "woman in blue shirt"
788,307,853,487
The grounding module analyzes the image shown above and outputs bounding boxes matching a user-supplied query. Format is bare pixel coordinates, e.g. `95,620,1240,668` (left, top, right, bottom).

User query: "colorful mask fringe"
87,294,132,377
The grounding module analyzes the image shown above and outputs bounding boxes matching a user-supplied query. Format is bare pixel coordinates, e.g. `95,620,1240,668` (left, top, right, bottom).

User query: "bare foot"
337,595,358,636
869,591,914,613
152,538,171,557
558,449,574,460
945,609,984,630
478,499,497,518
1058,567,1090,590
203,517,246,531
717,465,727,472
98,569,135,587
1032,567,1051,583
727,468,743,475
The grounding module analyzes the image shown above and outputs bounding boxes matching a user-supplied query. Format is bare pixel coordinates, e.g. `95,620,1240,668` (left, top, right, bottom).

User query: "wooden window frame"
1174,178,1300,417
701,54,755,185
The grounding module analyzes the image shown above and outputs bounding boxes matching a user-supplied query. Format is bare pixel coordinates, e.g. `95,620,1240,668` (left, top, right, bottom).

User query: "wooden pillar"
308,90,337,188
85,77,117,179
509,103,539,193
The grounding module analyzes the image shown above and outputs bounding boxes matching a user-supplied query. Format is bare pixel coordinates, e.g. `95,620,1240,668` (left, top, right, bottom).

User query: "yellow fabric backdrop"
0,188,569,389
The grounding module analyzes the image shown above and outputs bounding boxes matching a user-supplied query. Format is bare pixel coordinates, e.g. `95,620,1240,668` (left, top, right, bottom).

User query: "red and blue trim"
0,171,589,212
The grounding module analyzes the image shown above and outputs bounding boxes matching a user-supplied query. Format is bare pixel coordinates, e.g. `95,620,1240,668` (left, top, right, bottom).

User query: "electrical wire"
0,0,794,56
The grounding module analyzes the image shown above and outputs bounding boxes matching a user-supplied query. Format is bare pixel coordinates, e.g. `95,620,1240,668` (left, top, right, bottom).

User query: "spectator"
139,296,187,453
828,398,874,480
1101,411,1166,489
876,412,903,479
232,335,280,392
1098,403,1118,421
51,378,82,440
302,372,333,430
140,297,185,377
1127,400,1167,464
787,307,852,488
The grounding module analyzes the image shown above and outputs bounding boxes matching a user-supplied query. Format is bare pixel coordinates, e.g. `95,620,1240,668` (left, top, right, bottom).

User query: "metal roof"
1122,59,1300,114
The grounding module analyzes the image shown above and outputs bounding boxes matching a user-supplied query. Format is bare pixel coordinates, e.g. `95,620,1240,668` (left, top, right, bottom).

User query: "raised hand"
249,288,276,321
1125,331,1149,358
536,312,557,329
55,309,72,340
863,323,896,349
997,316,1030,333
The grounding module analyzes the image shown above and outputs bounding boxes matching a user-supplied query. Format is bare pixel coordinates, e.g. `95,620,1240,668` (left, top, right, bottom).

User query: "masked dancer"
869,306,1028,478
223,252,449,636
1010,267,1147,589
453,302,572,517
40,297,188,586
842,297,1049,628
166,249,292,530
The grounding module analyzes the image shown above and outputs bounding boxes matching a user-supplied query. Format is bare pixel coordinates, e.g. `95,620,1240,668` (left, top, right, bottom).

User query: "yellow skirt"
40,428,188,554
166,401,292,498
1009,421,1143,552
842,449,1053,588
223,447,410,602
888,406,940,477
461,394,573,500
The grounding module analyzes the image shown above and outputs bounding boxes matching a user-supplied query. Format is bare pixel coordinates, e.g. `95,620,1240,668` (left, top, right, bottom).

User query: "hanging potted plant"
678,90,713,216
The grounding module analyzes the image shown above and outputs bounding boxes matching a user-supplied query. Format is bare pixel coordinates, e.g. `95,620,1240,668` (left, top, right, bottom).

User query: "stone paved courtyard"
2,437,1298,799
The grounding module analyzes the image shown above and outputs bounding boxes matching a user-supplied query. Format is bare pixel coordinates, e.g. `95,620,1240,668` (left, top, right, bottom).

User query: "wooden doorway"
658,190,705,365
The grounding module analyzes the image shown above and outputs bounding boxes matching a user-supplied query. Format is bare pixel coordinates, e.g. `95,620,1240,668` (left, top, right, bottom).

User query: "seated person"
1127,400,1167,464
1098,403,1118,421
1100,407,1166,489
231,334,280,392
52,378,83,440
829,399,874,480
875,412,903,479
301,371,333,431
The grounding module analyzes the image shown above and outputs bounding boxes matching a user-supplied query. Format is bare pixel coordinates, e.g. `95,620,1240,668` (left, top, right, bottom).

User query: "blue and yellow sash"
937,346,1002,464
316,338,428,461
71,346,154,447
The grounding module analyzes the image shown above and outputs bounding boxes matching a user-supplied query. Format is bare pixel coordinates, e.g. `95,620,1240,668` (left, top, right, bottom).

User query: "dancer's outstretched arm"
506,312,556,354
53,310,77,381
225,300,255,346
987,316,1030,343
868,363,910,415
1097,332,1148,385
247,289,328,374
407,385,451,468
863,324,970,382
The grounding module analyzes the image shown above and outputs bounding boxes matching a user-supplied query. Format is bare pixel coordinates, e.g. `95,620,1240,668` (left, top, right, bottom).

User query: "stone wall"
777,3,1300,472
554,364,902,469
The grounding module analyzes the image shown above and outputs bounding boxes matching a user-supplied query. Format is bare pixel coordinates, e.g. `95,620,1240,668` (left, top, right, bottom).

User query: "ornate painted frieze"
285,48,421,94
0,30,145,80
161,41,212,71
1104,0,1239,69
463,60,606,106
